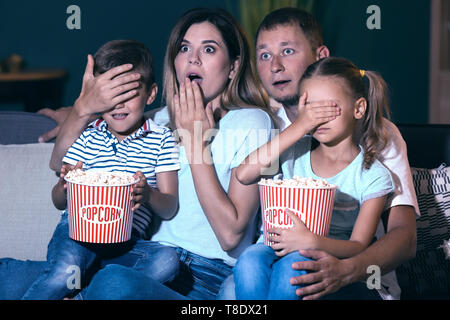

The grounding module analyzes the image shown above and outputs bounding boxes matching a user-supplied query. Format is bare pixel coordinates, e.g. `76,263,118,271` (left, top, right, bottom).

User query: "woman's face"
174,21,236,105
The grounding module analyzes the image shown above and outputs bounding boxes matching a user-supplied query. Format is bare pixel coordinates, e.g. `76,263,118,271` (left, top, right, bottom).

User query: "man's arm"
37,106,73,143
290,205,416,300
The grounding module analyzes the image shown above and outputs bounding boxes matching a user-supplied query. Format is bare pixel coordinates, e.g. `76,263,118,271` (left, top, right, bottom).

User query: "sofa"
394,124,450,299
0,111,449,299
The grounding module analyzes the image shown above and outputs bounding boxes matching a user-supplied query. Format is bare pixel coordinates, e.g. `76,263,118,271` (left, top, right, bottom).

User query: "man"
41,7,418,300
250,7,418,300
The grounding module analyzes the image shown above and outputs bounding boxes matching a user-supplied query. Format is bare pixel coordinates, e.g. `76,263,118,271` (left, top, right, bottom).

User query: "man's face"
256,23,317,107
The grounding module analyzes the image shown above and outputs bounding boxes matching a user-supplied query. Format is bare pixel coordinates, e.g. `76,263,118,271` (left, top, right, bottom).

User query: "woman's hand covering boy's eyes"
75,54,142,117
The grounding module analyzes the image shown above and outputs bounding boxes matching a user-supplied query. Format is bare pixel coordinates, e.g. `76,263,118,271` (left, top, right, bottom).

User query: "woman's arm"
189,159,261,252
150,171,179,220
173,79,266,251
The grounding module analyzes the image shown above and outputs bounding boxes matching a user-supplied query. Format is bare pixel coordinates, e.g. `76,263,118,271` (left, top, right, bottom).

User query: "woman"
24,8,273,300
84,7,275,300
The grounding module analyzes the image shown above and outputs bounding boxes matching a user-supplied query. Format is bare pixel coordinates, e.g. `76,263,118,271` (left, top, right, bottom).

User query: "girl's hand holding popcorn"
268,209,318,257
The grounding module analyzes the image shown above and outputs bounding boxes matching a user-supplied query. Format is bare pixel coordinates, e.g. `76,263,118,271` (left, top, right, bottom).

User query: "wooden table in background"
0,69,67,112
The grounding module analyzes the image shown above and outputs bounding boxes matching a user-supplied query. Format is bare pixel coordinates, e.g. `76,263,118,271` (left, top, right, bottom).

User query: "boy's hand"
131,171,149,211
75,54,142,117
57,161,83,192
52,161,83,210
293,92,340,134
268,209,317,256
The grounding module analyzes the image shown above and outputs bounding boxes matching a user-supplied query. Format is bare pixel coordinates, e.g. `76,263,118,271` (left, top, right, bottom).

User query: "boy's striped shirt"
63,118,180,238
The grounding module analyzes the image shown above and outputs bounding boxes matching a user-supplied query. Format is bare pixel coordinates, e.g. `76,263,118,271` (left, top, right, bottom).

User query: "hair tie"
360,69,365,77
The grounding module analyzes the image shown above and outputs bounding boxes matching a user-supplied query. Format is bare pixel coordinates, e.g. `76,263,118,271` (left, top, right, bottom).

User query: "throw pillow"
396,165,450,298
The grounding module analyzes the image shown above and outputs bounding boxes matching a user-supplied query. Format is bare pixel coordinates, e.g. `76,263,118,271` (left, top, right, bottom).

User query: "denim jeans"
85,247,233,300
234,243,310,300
0,212,179,300
0,259,46,299
225,243,383,300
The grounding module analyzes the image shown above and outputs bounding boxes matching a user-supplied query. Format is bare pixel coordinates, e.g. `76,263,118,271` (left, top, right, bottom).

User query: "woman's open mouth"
187,73,203,84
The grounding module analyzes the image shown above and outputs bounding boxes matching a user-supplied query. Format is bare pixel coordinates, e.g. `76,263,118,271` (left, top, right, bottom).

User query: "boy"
22,40,180,300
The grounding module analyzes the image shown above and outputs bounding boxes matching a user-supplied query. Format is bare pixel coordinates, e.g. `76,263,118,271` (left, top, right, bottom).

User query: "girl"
233,57,394,300
83,8,276,300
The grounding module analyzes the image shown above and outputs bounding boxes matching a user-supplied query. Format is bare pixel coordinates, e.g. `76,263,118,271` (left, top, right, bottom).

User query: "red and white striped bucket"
65,178,138,243
259,181,337,246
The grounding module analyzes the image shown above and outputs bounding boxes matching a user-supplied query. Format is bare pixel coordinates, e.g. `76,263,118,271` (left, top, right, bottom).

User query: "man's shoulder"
145,106,170,127
380,118,407,161
383,118,403,139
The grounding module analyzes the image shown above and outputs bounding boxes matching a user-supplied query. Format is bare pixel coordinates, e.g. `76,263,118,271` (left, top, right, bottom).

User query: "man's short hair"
256,7,324,53
94,40,155,89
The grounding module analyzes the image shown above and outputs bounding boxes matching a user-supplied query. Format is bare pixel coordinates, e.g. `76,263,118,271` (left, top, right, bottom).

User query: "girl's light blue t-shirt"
281,136,394,241
150,107,274,266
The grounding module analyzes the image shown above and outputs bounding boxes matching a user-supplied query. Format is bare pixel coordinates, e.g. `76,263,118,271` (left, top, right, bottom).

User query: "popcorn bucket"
65,176,139,243
259,180,337,246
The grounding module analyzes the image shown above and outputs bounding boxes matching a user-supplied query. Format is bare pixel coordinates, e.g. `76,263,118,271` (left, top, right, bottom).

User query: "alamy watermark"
66,5,81,30
366,5,381,30
366,265,381,290
174,124,281,176
66,265,81,290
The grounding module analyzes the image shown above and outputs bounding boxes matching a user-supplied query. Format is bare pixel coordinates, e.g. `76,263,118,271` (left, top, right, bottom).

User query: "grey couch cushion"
0,111,57,144
0,143,61,260
396,166,450,299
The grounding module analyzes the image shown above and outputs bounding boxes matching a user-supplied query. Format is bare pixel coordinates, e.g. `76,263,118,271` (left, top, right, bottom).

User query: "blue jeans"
0,212,179,300
223,243,383,300
220,274,383,300
0,259,46,300
234,243,310,300
85,247,233,300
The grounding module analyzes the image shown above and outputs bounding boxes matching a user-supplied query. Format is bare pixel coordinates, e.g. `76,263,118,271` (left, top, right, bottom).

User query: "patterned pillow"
396,166,450,299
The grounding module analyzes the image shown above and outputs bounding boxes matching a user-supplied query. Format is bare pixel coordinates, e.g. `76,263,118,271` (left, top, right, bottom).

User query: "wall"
313,0,430,123
0,0,235,111
0,0,431,123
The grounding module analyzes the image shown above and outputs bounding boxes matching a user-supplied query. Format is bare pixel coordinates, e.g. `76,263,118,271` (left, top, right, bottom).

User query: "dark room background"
0,0,430,124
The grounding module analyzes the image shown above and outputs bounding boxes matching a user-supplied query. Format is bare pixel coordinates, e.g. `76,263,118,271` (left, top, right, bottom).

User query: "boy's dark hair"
255,7,323,53
93,40,155,89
